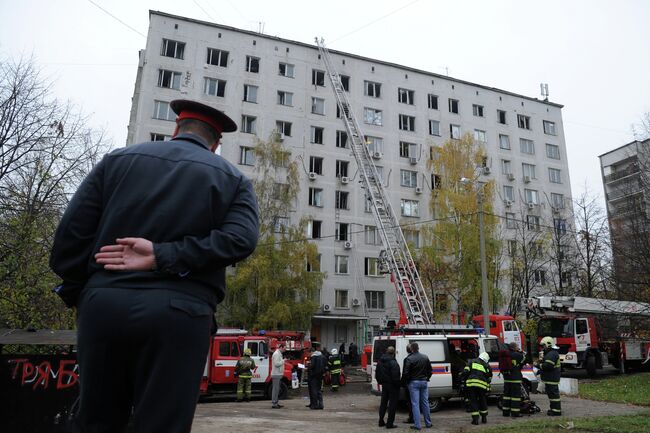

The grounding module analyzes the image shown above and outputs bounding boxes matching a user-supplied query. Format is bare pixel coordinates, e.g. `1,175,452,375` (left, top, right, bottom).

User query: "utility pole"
478,187,490,335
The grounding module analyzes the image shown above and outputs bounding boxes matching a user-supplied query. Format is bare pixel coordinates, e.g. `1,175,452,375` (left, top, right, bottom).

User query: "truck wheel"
586,354,597,377
428,397,443,413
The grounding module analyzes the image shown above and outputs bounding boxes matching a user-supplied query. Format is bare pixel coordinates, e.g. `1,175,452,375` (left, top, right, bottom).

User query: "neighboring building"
599,139,650,296
127,11,574,348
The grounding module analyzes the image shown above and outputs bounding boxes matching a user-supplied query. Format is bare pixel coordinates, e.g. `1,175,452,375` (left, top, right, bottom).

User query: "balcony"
604,164,640,183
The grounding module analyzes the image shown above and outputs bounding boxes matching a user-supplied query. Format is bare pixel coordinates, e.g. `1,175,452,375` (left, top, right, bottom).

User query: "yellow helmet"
540,336,555,349
244,348,252,356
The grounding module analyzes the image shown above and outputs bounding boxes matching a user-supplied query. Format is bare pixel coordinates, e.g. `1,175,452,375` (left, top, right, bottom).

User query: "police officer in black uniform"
50,99,259,433
502,342,525,417
538,336,562,416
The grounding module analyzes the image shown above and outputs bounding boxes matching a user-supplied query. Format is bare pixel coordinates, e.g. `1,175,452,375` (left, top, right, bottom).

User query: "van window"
413,340,446,362
483,339,500,361
373,339,396,362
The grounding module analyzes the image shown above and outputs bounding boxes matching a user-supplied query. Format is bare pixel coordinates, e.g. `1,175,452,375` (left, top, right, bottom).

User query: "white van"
371,333,538,412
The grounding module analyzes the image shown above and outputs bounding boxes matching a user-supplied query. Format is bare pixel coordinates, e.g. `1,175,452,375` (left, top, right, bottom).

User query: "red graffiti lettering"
57,359,78,389
33,361,52,390
8,358,28,380
21,361,35,385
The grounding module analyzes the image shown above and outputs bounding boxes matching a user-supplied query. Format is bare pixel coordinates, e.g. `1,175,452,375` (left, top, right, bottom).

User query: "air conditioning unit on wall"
415,186,423,194
372,151,383,159
308,172,317,180
340,176,350,184
323,304,331,312
352,298,361,307
344,241,353,250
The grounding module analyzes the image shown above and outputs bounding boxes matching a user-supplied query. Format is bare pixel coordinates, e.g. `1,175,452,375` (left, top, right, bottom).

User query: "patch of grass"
579,373,650,406
449,414,650,433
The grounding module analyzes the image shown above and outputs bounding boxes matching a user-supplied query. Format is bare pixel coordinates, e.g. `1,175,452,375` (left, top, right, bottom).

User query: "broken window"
517,114,531,130
310,126,324,144
364,108,382,126
308,220,322,239
340,75,350,91
336,130,348,148
336,223,349,241
158,69,181,90
309,156,323,175
335,191,349,210
398,88,415,105
336,160,349,178
207,48,228,67
312,69,325,86
428,94,438,110
364,80,381,97
150,133,171,141
161,39,185,59
448,98,459,114
497,110,507,125
245,56,260,73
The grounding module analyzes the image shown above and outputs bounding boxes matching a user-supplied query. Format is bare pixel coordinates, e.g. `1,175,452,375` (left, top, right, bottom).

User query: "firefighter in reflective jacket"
538,336,562,416
328,348,342,391
462,352,493,425
502,342,525,417
235,348,256,402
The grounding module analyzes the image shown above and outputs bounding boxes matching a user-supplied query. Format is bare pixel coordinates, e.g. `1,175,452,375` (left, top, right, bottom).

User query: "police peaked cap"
170,99,237,133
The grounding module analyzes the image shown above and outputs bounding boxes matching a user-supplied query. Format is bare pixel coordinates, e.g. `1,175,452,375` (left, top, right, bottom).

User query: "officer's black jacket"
503,350,525,381
402,352,432,382
376,353,401,386
50,133,259,309
541,348,561,383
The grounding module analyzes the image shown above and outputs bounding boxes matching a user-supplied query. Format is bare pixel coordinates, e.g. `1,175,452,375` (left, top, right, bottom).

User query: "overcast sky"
2,0,649,201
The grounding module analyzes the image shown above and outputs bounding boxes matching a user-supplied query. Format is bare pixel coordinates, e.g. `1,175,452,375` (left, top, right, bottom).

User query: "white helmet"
478,352,490,363
331,348,338,355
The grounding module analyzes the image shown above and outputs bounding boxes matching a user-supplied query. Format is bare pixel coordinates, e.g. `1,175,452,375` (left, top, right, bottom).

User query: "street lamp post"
477,187,490,336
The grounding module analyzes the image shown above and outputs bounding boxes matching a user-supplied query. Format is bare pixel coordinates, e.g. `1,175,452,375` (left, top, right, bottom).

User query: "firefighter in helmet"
462,352,493,425
235,347,256,402
502,342,525,417
328,348,343,391
537,336,562,416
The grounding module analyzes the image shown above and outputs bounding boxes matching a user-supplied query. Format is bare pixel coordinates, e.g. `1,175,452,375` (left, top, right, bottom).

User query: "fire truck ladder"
315,38,435,325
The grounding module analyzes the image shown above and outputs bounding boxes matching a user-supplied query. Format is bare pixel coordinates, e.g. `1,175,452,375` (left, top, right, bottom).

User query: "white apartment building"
127,11,573,348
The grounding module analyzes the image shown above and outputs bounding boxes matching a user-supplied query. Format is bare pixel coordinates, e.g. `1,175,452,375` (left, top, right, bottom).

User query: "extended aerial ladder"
315,38,435,325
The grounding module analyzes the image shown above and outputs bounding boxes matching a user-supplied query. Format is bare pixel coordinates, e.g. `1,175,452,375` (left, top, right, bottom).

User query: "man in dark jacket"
538,336,562,416
376,346,400,429
463,352,493,425
502,342,525,417
307,342,327,409
402,342,432,430
50,99,259,433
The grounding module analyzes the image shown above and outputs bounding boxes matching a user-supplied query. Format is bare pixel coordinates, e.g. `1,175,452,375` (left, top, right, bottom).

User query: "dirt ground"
191,380,649,433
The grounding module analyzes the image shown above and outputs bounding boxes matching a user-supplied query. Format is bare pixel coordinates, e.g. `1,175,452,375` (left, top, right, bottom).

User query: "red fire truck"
528,296,650,376
199,330,294,399
472,314,526,348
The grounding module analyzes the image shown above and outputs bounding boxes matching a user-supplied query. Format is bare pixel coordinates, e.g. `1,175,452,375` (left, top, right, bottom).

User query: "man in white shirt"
271,343,286,408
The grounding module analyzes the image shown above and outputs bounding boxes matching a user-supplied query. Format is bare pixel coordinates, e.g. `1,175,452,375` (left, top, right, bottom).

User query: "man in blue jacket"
50,99,259,433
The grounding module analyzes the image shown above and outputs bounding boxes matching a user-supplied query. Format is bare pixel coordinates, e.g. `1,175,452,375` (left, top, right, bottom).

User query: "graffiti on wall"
7,358,78,390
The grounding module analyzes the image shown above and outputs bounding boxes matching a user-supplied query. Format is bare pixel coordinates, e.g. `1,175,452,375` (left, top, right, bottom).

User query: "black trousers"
545,383,562,414
468,387,488,420
308,376,323,408
502,381,521,414
378,383,399,426
73,287,212,433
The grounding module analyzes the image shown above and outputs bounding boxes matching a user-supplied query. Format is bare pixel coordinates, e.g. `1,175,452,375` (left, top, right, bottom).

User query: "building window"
501,159,512,175
157,69,181,90
400,169,418,188
311,97,325,115
366,136,383,154
401,199,419,217
272,183,289,199
497,109,507,124
403,229,420,247
474,129,487,143
365,257,380,277
150,133,171,141
525,188,539,205
499,134,511,150
506,212,516,229
508,240,517,256
335,222,349,241
517,114,531,130
400,141,417,158
365,225,381,245
448,98,459,114
336,160,349,178
340,75,350,91
546,143,560,159
241,115,257,134
450,124,461,139
273,121,291,137
272,216,289,233
161,38,185,59
364,108,383,126
308,219,322,239
204,77,226,97
428,94,439,109
239,146,255,165
336,130,348,148
309,156,323,175
365,291,385,309
555,218,567,236
153,100,175,121
245,56,260,73
522,163,536,179
306,254,321,273
335,258,349,276
520,138,535,155
399,114,415,131
335,288,349,305
206,48,228,67
472,104,484,117
432,174,441,189
549,168,562,183
398,88,415,105
277,91,293,106
312,69,325,86
309,188,323,207
279,62,295,78
561,271,572,286
534,270,546,285
335,191,349,210
309,126,324,144
364,80,381,97
428,120,440,136
503,185,515,201
243,84,258,103
551,193,565,209
543,120,557,135
527,215,541,231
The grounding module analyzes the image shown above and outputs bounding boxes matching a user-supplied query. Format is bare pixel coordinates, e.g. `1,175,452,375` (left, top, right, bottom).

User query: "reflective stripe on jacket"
541,349,561,384
463,358,492,390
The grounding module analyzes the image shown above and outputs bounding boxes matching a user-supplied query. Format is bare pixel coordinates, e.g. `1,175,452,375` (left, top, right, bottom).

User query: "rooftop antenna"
258,21,265,34
540,83,549,101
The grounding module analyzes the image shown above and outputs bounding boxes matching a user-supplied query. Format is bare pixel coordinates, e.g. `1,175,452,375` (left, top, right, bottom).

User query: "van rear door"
412,339,452,397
